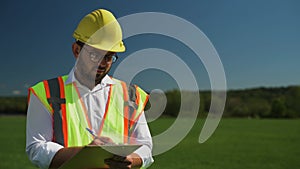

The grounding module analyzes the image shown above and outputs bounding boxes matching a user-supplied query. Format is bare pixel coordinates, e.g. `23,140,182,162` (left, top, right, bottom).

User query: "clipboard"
59,144,142,169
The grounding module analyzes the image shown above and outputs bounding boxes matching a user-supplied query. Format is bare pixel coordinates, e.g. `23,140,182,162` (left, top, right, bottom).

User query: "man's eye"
105,55,112,59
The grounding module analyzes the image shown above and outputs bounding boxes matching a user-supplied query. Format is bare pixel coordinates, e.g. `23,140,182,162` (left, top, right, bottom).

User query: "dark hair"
75,40,85,48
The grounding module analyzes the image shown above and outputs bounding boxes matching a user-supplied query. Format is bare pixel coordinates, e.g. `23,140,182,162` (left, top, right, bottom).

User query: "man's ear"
72,42,81,59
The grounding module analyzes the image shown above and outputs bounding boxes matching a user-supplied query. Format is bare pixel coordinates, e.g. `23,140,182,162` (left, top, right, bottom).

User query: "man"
26,9,153,169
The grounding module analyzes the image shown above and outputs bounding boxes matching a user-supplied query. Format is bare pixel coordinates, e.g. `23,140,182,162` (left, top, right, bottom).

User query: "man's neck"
74,72,102,90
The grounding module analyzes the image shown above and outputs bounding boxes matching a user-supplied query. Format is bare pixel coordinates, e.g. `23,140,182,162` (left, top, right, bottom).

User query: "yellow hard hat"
73,9,125,52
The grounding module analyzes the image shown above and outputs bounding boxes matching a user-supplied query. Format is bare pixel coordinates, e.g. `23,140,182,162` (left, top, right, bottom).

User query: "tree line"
158,86,300,118
1,86,300,118
0,97,27,115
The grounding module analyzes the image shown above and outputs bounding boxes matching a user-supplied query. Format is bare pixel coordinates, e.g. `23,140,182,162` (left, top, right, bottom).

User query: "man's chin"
95,73,106,84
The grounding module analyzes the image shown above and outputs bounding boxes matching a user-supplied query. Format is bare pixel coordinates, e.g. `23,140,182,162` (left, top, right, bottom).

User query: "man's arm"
105,113,154,168
131,113,154,168
26,94,65,169
50,135,120,168
48,147,82,169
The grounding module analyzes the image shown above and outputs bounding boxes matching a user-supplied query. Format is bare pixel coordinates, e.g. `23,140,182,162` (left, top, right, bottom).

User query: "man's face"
75,44,116,85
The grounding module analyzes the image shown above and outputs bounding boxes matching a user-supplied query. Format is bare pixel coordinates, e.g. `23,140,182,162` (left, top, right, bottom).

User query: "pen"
86,128,98,139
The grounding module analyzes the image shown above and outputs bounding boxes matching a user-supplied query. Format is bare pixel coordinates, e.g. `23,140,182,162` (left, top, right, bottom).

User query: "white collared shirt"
26,69,154,169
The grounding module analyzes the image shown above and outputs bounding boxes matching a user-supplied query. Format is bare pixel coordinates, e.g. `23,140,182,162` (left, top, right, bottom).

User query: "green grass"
0,116,299,169
0,116,36,169
148,118,300,169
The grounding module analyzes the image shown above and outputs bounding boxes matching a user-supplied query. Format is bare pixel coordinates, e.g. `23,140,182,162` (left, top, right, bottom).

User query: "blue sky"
1,0,300,96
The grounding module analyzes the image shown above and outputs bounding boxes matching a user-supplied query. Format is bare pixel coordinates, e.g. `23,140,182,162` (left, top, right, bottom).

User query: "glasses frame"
79,44,118,63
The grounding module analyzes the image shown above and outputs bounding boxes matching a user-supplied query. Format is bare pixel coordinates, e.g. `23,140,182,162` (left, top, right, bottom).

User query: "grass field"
0,116,299,169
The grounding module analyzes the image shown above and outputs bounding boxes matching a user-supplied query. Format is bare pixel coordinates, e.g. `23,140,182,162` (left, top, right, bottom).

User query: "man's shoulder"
30,75,68,88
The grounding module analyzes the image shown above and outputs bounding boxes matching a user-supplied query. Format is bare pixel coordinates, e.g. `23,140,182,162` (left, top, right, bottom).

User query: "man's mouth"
97,67,105,73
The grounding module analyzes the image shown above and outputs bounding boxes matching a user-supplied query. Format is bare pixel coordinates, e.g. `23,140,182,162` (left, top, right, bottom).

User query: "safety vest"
28,75,149,147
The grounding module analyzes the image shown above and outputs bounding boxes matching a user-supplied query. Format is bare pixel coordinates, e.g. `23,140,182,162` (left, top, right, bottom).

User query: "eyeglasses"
81,47,118,63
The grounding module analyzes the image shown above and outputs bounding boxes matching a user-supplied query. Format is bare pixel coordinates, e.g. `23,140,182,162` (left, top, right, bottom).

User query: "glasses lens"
89,53,98,62
82,47,118,63
89,51,104,63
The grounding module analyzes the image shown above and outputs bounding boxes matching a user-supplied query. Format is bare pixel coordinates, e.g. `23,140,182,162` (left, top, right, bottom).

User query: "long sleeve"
26,93,63,169
132,113,154,168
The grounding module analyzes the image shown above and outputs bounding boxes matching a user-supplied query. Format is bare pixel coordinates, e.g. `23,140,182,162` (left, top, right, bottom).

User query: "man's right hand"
89,136,115,145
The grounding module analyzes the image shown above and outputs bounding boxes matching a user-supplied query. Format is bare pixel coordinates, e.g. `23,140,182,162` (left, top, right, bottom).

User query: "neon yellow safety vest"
28,75,149,147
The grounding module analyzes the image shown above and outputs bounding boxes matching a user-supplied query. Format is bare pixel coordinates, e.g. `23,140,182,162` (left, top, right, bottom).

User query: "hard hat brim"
86,40,126,53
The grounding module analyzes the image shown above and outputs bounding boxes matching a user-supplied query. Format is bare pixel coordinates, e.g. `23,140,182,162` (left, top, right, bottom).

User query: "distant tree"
0,97,27,114
285,86,300,118
164,90,181,117
271,98,287,118
248,98,271,118
1,86,300,118
198,91,208,117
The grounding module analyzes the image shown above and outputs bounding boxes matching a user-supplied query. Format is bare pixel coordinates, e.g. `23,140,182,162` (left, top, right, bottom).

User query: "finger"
105,159,131,166
112,155,127,161
104,158,131,168
109,166,130,169
108,163,131,169
91,136,114,145
89,138,105,145
104,158,113,165
99,137,115,144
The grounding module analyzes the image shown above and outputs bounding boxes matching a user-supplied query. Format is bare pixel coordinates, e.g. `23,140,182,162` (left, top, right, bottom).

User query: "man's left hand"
104,153,142,169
